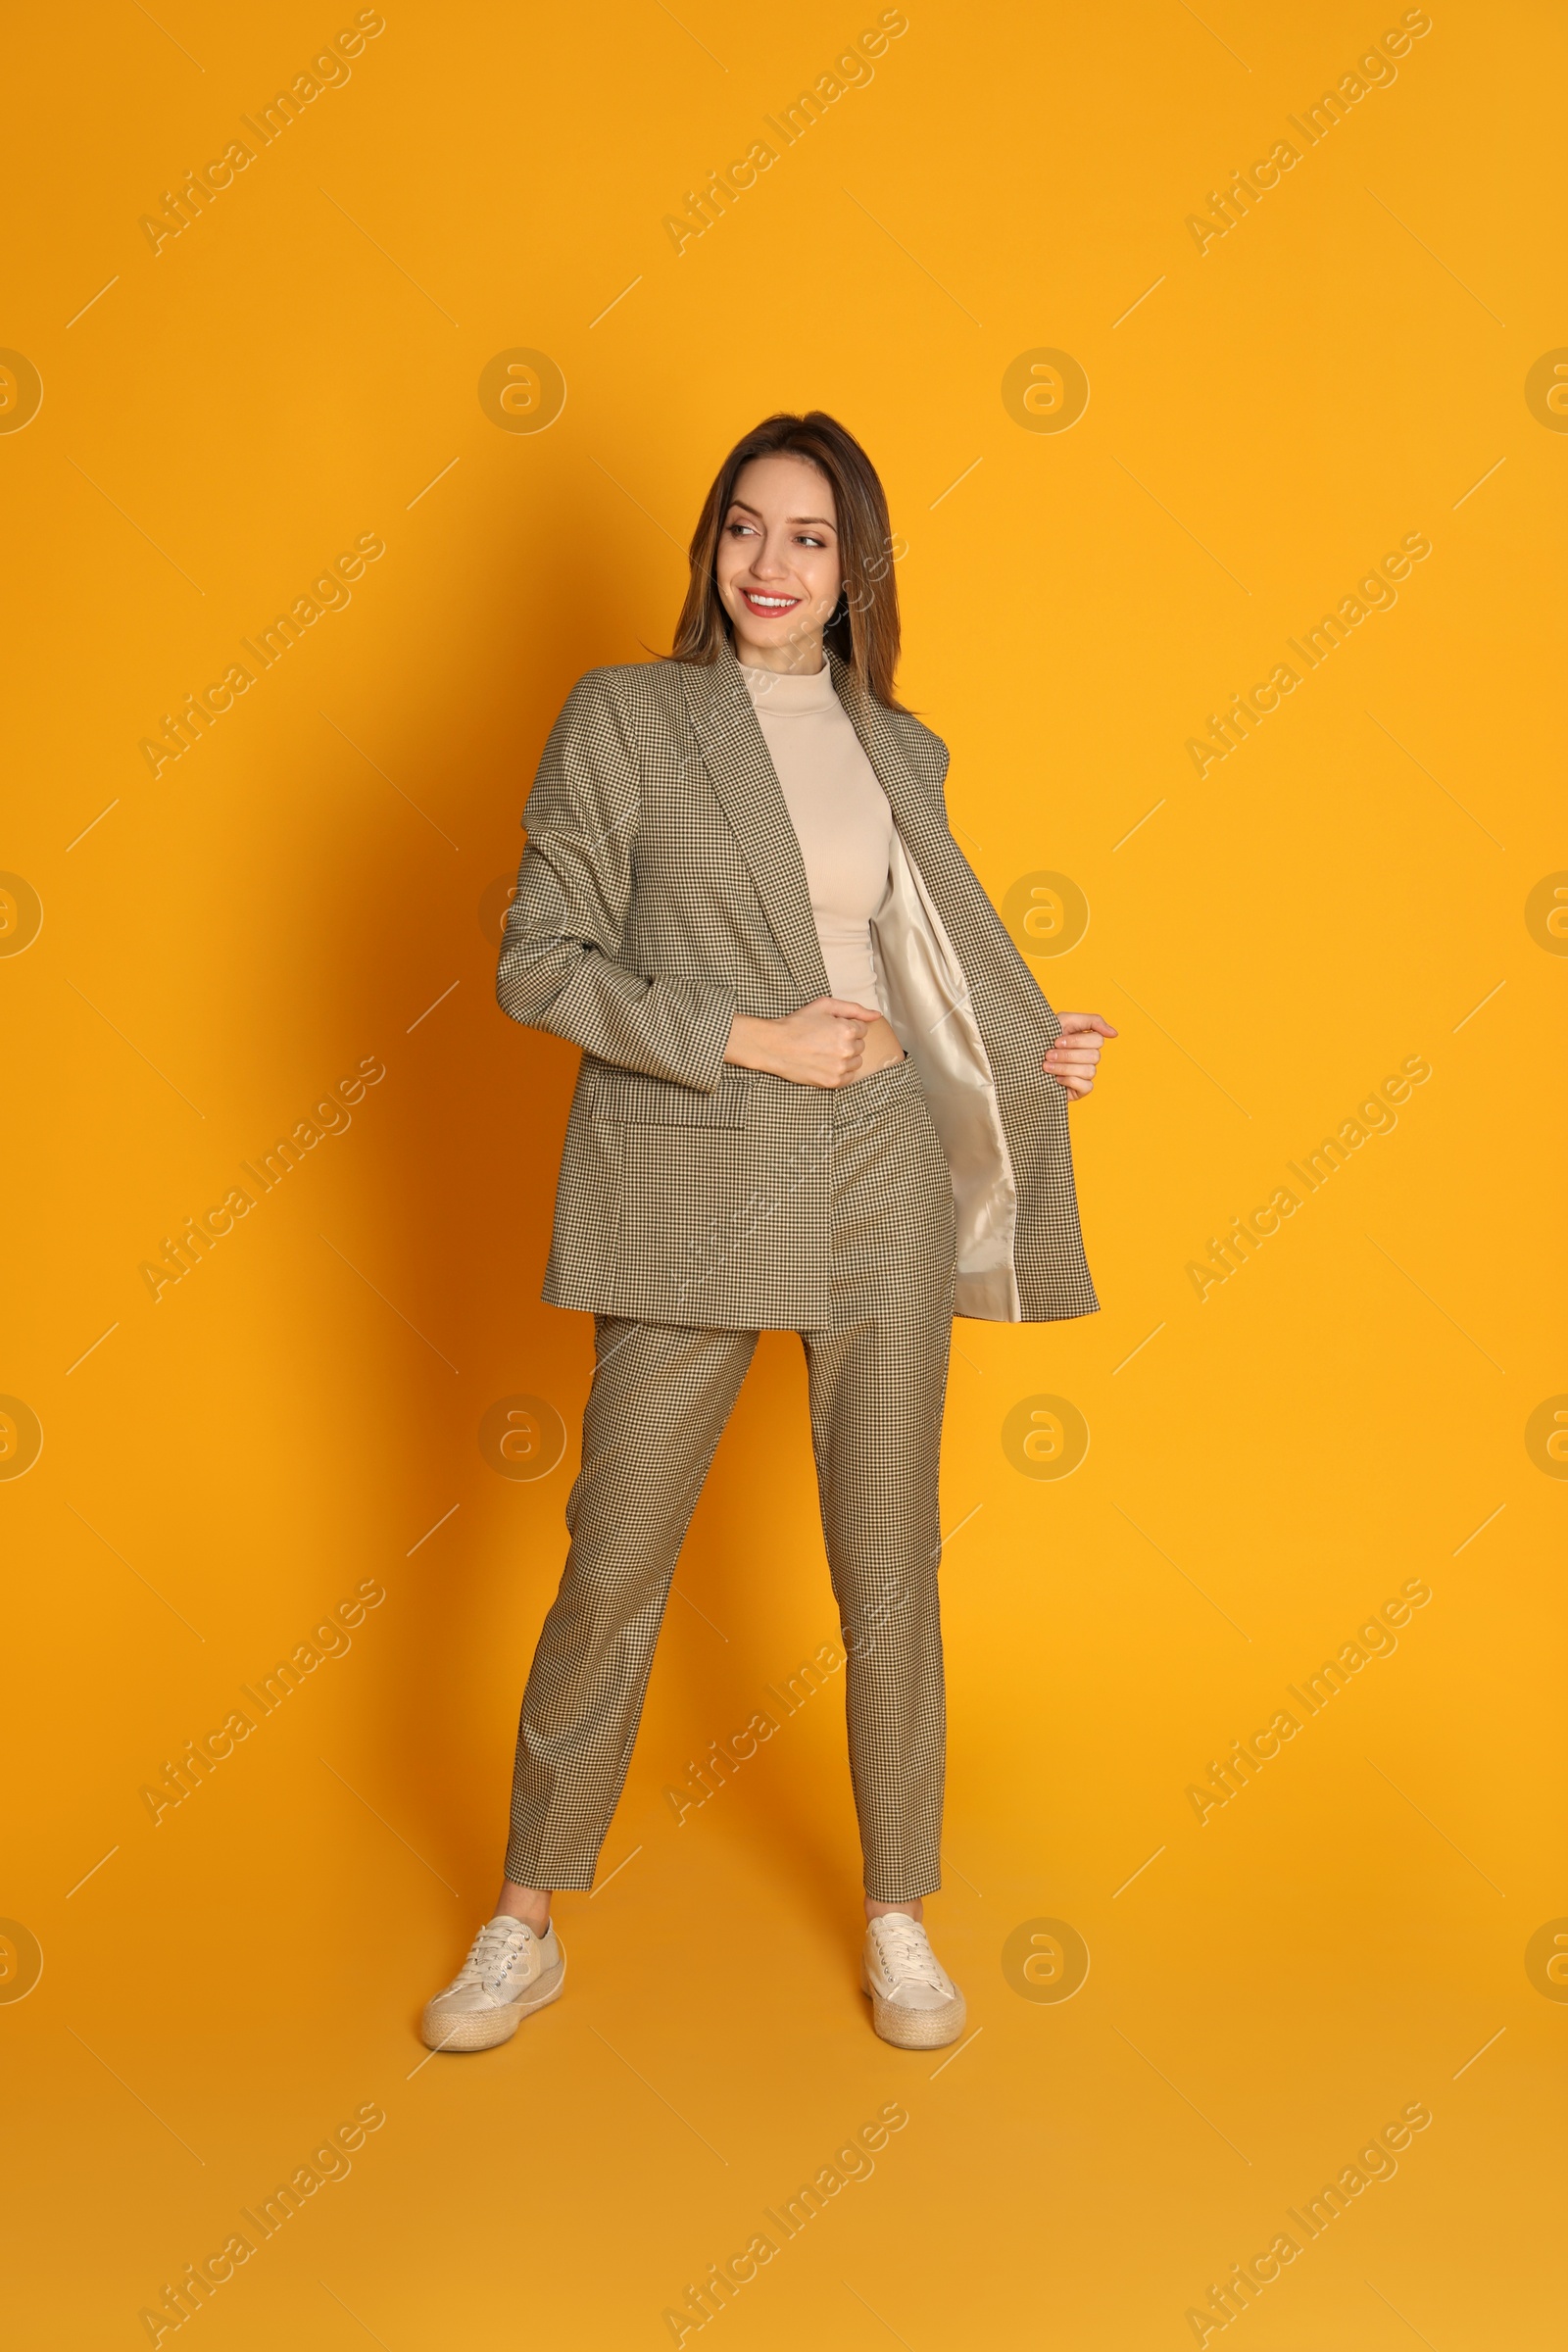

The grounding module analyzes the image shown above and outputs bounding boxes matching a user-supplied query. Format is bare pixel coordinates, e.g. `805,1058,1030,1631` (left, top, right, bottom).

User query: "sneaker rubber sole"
420,1949,566,2052
860,1960,967,2049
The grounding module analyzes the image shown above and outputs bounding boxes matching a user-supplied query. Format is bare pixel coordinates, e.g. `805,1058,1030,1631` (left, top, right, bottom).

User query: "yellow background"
6,1,1564,2342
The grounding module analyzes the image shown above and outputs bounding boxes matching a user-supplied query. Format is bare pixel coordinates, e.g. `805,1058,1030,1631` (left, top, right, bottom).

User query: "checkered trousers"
505,1057,957,1905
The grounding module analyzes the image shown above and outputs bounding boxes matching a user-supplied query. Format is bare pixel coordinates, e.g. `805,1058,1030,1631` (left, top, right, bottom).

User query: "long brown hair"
670,411,907,710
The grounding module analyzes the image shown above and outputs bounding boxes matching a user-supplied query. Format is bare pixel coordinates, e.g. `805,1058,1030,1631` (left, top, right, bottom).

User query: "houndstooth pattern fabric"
505,1056,956,1905
497,644,1098,1328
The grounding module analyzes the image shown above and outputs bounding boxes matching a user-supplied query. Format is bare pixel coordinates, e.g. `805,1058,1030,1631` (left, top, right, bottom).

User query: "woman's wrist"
724,1014,779,1075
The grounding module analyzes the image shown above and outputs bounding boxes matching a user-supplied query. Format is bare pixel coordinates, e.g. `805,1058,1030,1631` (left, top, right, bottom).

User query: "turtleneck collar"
737,657,838,715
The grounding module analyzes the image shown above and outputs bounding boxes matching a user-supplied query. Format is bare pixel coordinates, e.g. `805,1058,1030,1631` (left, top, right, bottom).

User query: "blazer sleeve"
496,672,739,1091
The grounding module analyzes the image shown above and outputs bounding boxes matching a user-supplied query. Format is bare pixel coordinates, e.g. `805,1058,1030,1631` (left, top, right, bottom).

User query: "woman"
422,411,1115,2054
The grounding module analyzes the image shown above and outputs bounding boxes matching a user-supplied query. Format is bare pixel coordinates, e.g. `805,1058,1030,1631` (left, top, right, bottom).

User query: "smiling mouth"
739,590,801,616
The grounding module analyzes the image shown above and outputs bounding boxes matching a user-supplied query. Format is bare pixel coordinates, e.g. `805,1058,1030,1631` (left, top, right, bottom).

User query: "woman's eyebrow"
725,499,836,527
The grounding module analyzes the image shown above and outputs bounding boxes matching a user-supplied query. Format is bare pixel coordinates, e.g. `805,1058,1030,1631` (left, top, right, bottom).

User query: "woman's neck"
731,628,826,678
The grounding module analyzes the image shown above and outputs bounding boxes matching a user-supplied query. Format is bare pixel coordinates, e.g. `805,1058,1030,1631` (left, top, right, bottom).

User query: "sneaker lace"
456,1918,530,1991
872,1915,947,1990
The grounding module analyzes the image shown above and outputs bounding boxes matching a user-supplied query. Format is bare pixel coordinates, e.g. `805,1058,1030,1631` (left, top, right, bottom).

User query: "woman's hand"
1044,1011,1119,1100
725,998,893,1089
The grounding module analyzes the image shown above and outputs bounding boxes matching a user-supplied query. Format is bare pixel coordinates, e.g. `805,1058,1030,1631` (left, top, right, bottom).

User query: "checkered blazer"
497,643,1099,1328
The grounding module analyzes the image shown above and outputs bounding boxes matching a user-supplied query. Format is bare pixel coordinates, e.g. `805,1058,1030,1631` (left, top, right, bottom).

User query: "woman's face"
714,454,842,672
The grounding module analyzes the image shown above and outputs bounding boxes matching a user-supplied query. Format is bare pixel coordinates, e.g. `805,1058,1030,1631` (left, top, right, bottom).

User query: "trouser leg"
505,1315,758,1889
802,1311,953,1905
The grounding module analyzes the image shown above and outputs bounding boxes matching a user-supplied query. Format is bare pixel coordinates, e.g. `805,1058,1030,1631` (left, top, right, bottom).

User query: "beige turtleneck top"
740,660,894,1013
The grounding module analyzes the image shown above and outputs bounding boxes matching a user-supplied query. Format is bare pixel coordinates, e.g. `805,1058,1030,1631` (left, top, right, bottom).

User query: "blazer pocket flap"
587,1062,753,1127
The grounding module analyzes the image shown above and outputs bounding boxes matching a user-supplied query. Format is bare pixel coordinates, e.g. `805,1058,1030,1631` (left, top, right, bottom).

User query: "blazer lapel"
827,651,951,878
680,648,831,1004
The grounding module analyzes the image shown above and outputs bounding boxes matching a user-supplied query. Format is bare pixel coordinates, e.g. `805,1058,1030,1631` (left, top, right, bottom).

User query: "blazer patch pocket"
587,1063,753,1128
617,1129,777,1298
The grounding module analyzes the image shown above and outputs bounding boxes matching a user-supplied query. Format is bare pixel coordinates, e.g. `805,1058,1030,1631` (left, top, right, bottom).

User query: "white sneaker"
860,1912,966,2049
420,1914,565,2052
